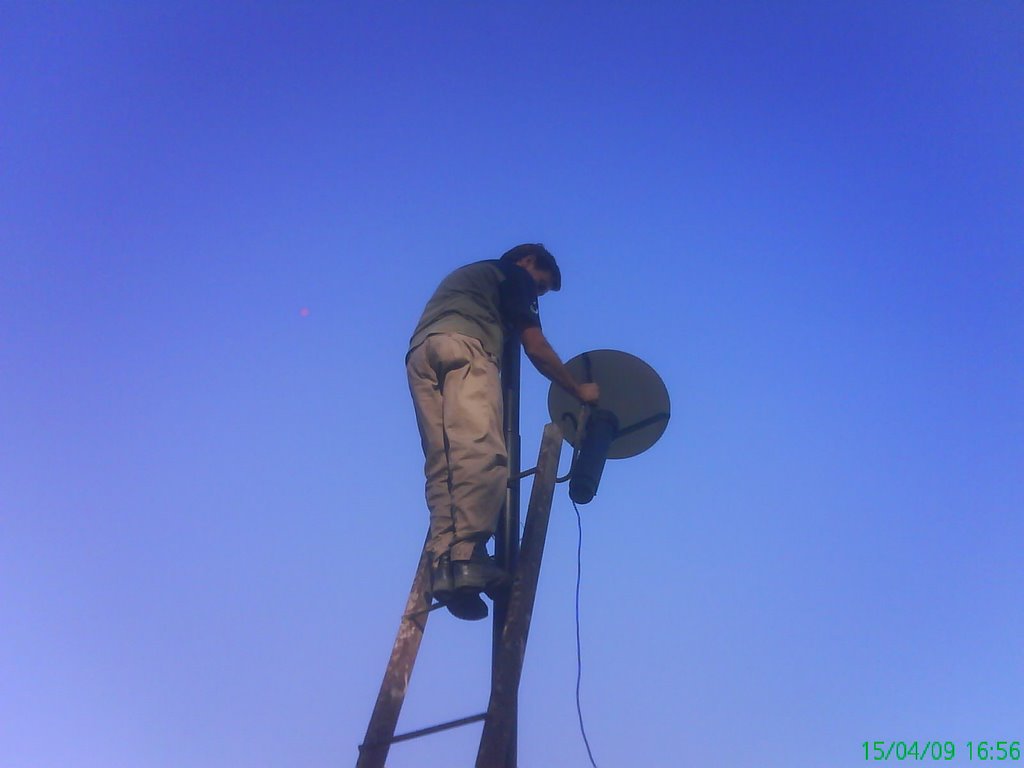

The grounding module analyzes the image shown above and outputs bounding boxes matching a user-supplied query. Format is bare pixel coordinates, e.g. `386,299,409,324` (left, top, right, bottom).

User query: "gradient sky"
2,2,1022,767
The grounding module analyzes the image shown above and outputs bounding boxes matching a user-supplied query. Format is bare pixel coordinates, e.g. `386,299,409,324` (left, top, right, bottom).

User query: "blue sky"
2,2,1021,767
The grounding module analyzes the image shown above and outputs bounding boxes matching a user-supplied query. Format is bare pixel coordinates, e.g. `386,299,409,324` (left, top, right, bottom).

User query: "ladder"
356,421,563,768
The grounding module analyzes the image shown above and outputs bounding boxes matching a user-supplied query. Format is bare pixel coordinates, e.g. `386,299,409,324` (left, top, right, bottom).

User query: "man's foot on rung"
452,553,511,599
444,591,488,621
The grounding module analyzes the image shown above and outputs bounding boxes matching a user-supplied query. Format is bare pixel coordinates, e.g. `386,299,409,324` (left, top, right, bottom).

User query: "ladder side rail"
356,536,433,768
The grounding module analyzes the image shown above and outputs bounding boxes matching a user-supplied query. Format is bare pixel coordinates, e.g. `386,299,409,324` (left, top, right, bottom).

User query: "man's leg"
436,334,508,563
408,335,493,620
406,340,456,566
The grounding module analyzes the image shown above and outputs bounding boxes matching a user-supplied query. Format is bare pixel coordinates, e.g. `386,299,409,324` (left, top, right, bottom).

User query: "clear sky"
2,2,1021,767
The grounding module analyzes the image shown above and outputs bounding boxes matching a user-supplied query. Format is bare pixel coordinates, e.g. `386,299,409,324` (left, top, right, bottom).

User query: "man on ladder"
406,243,599,620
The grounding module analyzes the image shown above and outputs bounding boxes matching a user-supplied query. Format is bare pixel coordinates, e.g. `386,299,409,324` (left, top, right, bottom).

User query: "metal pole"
494,332,521,767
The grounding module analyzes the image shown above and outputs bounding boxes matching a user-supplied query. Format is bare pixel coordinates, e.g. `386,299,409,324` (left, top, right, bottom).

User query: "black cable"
573,497,599,768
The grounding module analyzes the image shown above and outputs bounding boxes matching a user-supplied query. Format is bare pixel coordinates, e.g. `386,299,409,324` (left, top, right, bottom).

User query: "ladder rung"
360,712,487,750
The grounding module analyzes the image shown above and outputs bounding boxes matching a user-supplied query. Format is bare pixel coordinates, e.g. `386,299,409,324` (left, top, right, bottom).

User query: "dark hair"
499,243,561,291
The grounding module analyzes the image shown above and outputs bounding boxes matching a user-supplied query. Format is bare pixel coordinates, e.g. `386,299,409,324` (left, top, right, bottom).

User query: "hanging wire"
556,406,599,766
573,497,599,768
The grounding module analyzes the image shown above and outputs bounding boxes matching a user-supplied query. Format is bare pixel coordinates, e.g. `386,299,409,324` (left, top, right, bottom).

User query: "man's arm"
520,326,599,404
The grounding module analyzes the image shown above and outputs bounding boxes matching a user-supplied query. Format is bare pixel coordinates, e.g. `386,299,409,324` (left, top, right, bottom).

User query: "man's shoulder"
493,259,532,284
462,258,504,276
445,259,530,282
439,259,504,287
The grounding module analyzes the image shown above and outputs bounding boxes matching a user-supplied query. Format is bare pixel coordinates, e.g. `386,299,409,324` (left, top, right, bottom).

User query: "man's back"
408,259,539,363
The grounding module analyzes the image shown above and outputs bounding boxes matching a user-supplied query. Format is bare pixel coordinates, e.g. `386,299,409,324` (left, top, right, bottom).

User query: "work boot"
430,553,454,603
452,548,511,599
445,591,489,621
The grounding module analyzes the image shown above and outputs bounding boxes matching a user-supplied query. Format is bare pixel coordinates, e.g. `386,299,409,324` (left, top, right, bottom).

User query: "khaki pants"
407,333,507,564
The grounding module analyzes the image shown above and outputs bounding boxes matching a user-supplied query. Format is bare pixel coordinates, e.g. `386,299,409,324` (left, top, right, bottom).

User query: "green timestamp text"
862,741,1022,761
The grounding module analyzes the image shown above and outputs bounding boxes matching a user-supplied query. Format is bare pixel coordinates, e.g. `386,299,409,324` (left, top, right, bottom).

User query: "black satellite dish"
547,349,670,503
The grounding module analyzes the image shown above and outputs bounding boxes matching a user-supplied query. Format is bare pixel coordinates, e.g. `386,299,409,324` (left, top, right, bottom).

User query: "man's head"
500,243,561,296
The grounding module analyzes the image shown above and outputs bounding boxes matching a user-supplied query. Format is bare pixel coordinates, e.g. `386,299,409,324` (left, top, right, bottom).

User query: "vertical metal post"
494,333,521,767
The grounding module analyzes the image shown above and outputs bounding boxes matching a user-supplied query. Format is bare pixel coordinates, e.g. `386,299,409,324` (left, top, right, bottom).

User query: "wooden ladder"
356,422,563,768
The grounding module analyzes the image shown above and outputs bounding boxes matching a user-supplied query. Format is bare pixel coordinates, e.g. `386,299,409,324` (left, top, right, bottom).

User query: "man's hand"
575,382,600,405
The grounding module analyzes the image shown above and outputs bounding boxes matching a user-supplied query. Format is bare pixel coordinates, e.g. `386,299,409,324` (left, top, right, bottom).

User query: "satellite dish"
547,349,670,459
547,350,670,504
